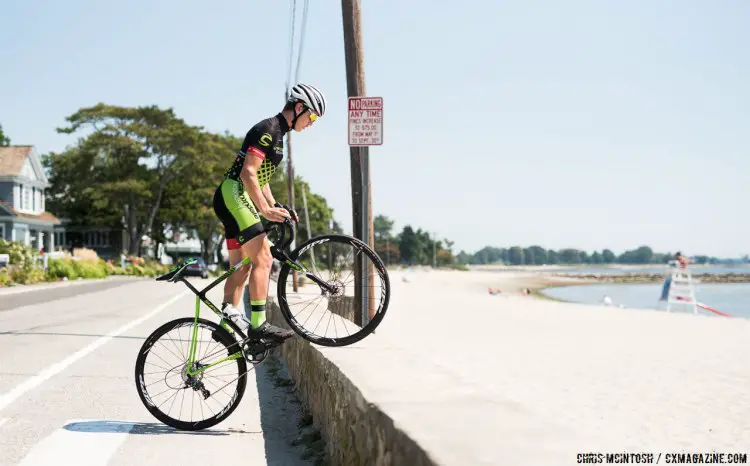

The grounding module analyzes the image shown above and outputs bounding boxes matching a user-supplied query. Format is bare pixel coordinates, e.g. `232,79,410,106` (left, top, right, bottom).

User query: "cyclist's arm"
262,184,277,207
240,148,272,214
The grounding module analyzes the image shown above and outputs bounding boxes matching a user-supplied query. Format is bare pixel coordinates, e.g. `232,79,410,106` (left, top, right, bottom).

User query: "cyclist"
213,83,327,341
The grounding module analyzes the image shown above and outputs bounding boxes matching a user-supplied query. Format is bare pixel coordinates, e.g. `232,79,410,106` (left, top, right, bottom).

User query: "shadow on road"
62,419,261,436
255,351,323,466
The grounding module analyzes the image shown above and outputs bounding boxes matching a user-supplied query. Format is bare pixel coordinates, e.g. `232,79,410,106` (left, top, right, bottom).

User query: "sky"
2,0,748,258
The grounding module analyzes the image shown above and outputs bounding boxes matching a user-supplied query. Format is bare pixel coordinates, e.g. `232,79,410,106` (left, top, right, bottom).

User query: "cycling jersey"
213,113,291,249
224,113,290,185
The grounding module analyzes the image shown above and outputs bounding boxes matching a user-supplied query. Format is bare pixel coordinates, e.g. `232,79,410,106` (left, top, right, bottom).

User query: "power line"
285,0,311,92
285,0,297,94
294,0,310,83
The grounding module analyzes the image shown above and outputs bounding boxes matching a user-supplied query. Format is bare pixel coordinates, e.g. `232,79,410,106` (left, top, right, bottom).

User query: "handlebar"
265,218,295,252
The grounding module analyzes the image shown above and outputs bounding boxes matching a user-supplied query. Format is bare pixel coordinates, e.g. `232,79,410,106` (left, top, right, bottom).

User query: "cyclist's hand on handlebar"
262,206,291,223
275,202,299,223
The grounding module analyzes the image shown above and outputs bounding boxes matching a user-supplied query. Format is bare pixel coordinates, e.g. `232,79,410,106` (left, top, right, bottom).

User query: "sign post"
347,96,382,327
348,97,383,146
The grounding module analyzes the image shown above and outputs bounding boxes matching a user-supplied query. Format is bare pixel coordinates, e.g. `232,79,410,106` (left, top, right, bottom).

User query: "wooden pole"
342,0,374,326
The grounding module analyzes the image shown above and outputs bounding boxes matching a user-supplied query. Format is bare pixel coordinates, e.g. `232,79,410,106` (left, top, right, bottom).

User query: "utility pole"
342,0,374,326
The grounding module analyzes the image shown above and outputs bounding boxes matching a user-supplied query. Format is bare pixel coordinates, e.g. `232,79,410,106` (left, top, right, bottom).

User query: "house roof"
0,200,60,224
0,145,34,177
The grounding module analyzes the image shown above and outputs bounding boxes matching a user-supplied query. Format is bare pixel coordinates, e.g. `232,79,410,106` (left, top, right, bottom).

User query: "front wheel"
276,234,390,347
134,317,248,430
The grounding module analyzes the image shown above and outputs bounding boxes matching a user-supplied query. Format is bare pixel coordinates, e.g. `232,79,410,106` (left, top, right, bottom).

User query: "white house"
0,145,60,251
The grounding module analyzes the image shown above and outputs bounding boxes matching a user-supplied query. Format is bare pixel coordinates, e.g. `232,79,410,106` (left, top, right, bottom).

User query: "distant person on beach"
674,251,689,269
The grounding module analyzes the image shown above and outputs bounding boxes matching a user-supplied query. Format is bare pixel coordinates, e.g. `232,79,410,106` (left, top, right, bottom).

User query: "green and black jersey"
213,113,291,249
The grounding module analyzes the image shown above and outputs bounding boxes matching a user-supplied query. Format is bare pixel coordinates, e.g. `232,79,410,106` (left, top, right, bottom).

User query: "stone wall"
267,297,437,466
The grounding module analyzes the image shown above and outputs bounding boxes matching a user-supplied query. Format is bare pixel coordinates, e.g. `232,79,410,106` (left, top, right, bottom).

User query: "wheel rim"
278,235,389,345
136,319,246,428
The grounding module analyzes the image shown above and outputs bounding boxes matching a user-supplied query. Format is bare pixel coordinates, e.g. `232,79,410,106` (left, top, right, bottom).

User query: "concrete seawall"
267,295,439,466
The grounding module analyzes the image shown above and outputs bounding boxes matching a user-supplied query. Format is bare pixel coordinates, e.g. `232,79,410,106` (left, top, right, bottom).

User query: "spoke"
157,339,186,364
145,361,171,372
155,387,181,408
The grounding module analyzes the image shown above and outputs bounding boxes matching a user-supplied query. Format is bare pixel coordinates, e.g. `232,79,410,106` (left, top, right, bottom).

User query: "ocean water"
541,282,750,319
548,265,750,276
477,265,750,275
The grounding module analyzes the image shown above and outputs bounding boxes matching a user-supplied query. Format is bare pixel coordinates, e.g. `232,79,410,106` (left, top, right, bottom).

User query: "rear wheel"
276,234,390,347
134,317,248,430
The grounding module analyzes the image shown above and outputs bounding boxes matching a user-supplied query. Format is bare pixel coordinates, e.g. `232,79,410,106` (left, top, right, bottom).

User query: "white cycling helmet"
288,83,327,117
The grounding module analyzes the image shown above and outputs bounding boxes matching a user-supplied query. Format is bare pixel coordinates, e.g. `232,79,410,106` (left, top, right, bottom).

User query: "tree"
508,246,524,265
547,250,558,264
525,246,547,265
559,249,581,264
373,215,394,241
0,123,10,146
398,226,420,264
49,103,205,256
159,130,240,262
602,249,616,263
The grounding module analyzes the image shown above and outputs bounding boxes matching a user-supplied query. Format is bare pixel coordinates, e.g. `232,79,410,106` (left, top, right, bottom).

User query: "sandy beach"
377,267,750,453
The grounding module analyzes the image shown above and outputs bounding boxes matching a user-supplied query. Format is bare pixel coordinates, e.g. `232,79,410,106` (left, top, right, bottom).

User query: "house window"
85,230,110,247
55,231,66,248
20,185,31,211
0,224,4,240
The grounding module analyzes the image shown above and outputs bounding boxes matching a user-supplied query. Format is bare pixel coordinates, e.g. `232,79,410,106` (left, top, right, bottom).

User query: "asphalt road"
0,277,318,466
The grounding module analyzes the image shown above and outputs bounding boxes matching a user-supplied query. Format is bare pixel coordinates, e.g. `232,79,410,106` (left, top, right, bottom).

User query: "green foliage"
45,103,208,256
0,269,11,286
456,243,721,265
46,258,109,280
0,239,38,268
374,215,394,241
0,123,10,146
0,240,169,287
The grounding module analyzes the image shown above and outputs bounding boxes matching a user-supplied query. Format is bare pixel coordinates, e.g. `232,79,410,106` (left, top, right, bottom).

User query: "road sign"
348,96,383,146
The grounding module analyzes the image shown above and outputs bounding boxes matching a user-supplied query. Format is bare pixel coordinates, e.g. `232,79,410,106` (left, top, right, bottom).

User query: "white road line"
17,419,134,466
0,291,187,414
0,278,117,297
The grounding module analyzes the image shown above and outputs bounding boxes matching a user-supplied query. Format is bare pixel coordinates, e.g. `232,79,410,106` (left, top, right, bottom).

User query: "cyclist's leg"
225,248,249,306
241,233,292,339
214,179,292,340
213,180,255,307
241,233,273,328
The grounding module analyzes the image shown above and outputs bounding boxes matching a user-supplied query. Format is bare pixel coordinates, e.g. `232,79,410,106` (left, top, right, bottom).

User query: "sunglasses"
308,110,319,122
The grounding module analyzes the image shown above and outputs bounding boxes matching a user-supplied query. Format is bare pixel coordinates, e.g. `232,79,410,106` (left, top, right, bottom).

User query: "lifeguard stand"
659,260,698,314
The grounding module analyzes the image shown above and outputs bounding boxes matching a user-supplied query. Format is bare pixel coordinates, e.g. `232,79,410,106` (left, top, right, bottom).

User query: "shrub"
0,239,38,268
0,268,13,287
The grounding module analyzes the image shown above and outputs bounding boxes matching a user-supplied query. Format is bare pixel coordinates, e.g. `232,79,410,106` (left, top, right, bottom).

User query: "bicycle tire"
134,317,248,430
276,234,390,347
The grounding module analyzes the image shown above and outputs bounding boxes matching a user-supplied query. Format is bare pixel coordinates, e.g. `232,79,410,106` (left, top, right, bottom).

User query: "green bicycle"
134,219,390,430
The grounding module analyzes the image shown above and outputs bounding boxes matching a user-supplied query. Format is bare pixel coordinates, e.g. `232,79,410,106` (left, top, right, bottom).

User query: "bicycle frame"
174,220,333,377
